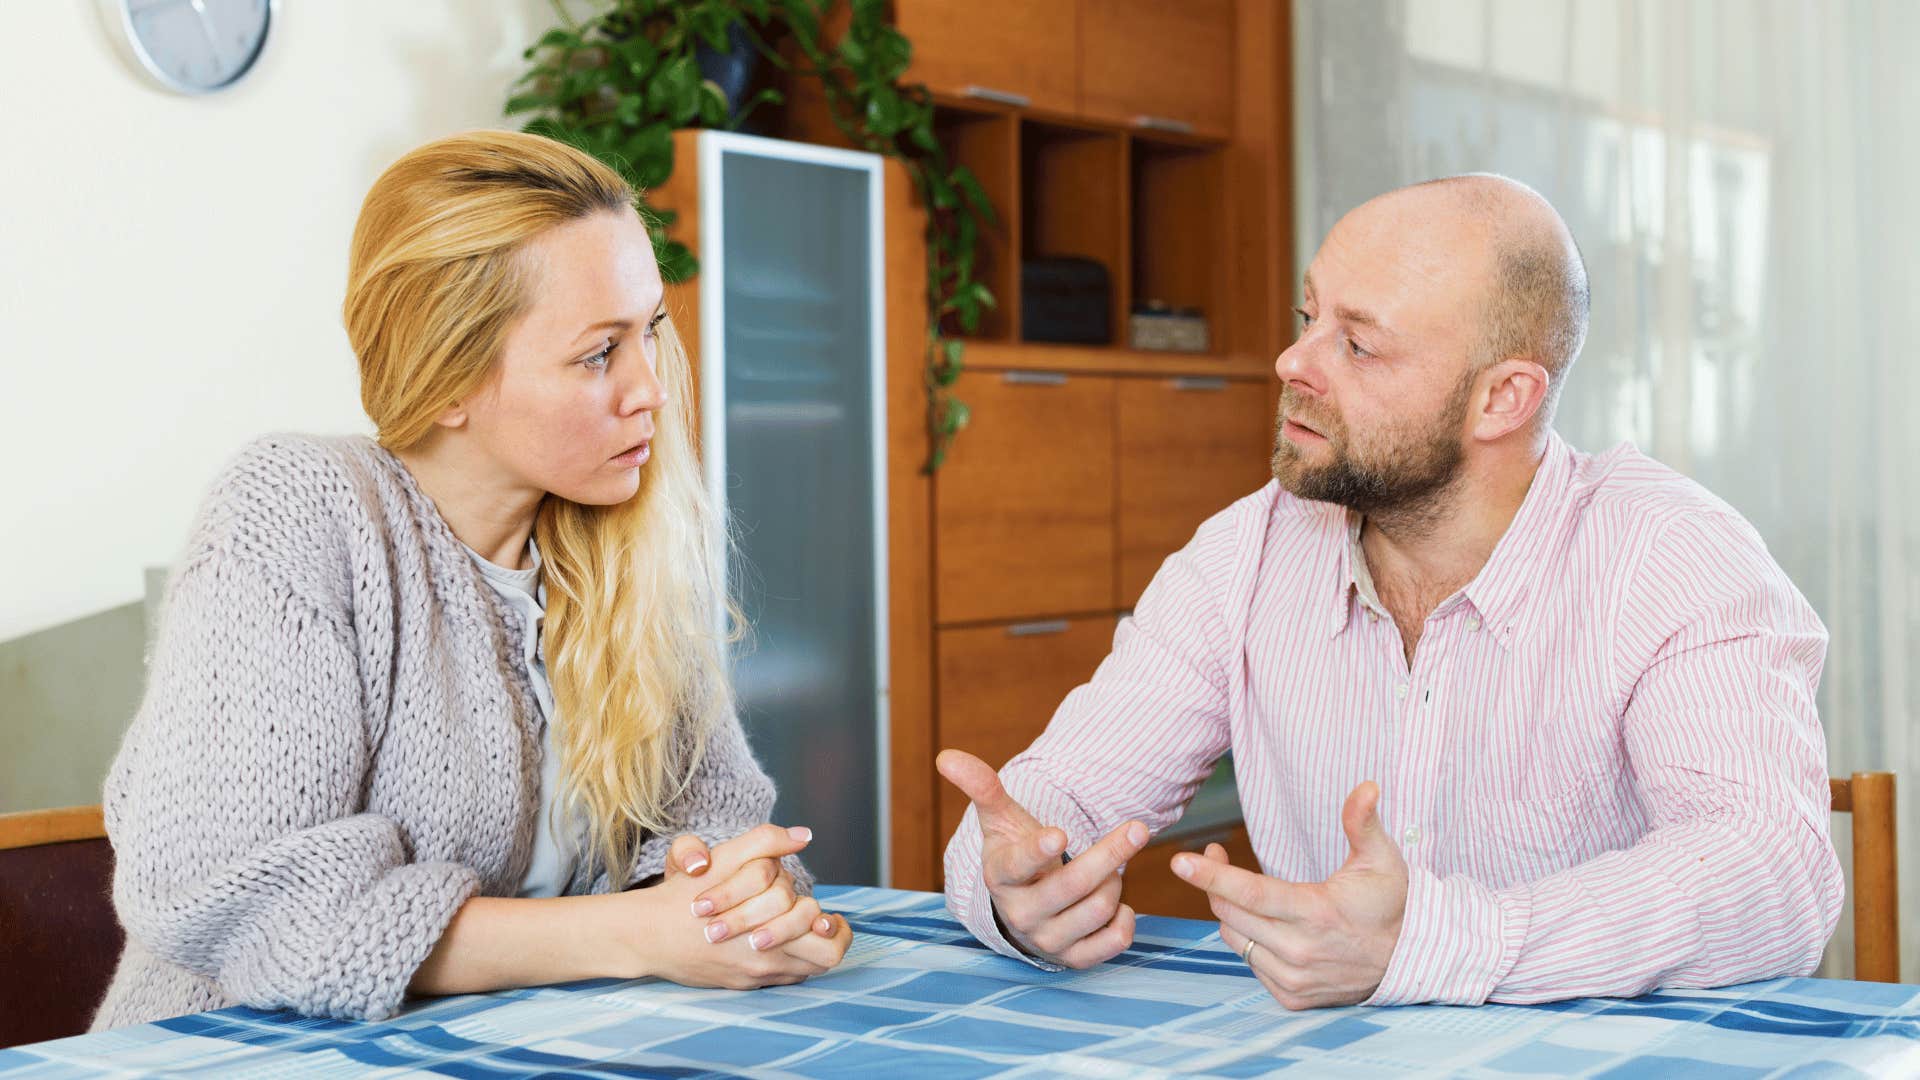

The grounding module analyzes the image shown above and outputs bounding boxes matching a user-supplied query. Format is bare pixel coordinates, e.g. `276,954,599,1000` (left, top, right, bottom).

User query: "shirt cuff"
1364,864,1530,1006
943,804,1070,972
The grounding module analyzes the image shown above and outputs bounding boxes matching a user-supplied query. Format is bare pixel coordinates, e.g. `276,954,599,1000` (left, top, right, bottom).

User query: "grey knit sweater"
92,434,802,1029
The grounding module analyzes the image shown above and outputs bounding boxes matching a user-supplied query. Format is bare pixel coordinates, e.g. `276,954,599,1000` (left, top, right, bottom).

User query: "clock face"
117,0,273,94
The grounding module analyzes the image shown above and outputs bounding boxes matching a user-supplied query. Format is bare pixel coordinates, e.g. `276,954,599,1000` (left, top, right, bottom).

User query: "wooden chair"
0,805,124,1048
1830,772,1900,983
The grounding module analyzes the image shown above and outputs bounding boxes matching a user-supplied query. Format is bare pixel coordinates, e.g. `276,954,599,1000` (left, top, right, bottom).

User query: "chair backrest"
1830,772,1900,983
0,805,124,1049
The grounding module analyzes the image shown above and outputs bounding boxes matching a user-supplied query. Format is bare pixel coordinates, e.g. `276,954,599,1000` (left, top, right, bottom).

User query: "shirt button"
1467,616,1482,632
1403,826,1422,845
1395,683,1408,700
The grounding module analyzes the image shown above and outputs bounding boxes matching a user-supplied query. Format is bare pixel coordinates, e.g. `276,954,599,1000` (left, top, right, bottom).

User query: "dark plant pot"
695,22,763,130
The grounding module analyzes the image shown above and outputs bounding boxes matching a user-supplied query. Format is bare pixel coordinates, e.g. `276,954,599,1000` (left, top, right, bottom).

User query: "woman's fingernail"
685,856,708,874
815,917,833,935
705,922,729,943
749,930,774,951
691,899,714,917
788,826,813,843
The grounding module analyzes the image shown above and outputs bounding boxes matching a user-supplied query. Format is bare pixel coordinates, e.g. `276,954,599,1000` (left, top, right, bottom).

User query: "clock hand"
186,0,229,71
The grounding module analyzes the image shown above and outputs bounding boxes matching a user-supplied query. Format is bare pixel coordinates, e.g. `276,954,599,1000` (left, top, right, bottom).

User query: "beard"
1270,374,1474,517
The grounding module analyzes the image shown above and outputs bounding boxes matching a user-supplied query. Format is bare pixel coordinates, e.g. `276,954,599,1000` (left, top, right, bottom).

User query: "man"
938,175,1842,1009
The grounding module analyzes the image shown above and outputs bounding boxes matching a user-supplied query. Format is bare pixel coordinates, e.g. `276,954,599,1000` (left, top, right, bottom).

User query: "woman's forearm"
408,893,642,997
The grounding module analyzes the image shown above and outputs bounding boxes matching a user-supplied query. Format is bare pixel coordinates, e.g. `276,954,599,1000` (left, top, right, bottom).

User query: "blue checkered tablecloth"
4,886,1917,1077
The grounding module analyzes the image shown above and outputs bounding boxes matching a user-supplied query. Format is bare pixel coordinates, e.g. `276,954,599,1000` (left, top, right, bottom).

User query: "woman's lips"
612,441,651,467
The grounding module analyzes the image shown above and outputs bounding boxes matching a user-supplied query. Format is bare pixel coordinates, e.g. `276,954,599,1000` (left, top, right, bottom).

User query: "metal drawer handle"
1171,376,1228,391
1001,371,1067,386
962,85,1032,108
1133,115,1196,134
1007,619,1071,637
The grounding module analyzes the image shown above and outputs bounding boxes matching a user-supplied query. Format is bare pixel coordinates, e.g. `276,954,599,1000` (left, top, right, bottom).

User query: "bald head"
1372,175,1590,412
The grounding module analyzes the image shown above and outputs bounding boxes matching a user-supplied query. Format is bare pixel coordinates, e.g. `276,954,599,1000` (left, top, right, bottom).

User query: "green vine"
509,0,995,469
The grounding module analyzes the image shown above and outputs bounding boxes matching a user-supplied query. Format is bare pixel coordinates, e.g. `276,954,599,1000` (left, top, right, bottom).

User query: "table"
5,886,1916,1077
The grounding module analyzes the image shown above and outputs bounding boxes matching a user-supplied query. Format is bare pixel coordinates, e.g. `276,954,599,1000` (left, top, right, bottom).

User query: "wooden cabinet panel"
1116,377,1273,604
936,109,1021,340
1022,123,1129,344
934,616,1117,844
896,0,1080,115
1079,0,1235,138
935,370,1116,623
1132,142,1227,331
1123,823,1257,918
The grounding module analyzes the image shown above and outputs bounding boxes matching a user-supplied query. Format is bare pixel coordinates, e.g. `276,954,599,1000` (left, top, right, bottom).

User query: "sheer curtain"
1294,0,1919,979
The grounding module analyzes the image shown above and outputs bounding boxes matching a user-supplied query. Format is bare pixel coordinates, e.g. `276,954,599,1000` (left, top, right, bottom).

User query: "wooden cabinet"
1080,0,1236,138
1117,377,1274,603
1123,824,1259,918
934,370,1116,624
895,0,1080,115
934,616,1116,843
784,0,1295,892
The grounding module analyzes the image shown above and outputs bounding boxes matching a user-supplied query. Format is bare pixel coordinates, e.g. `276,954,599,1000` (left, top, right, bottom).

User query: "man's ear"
1472,358,1550,441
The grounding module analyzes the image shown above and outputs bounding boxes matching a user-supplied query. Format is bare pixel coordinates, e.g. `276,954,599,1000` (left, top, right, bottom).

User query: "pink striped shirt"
944,433,1843,1005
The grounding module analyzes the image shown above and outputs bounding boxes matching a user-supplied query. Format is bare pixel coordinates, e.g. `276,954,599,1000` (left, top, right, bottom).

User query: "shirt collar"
1327,507,1368,638
1325,432,1576,646
1459,432,1574,644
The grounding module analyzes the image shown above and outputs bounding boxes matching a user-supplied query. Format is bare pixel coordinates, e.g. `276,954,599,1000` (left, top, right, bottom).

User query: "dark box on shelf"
1021,256,1112,345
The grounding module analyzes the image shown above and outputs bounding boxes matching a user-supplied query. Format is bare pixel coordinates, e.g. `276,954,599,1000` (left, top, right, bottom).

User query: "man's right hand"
936,748,1149,968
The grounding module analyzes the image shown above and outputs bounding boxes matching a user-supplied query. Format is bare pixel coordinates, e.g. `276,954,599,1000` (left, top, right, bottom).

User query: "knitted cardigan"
92,434,803,1029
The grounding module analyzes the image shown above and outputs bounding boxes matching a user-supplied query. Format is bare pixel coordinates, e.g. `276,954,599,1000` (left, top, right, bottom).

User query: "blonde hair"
344,129,731,884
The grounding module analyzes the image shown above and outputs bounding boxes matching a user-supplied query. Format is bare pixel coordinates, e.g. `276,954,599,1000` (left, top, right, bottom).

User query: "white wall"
0,1,555,642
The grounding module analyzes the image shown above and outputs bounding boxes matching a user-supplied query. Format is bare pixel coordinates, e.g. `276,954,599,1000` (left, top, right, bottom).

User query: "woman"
92,130,851,1029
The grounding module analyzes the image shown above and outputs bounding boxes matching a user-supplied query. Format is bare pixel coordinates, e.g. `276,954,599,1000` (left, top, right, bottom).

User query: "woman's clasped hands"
629,824,853,989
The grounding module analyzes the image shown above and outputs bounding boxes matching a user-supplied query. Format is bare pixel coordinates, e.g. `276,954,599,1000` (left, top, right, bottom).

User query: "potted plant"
510,0,996,468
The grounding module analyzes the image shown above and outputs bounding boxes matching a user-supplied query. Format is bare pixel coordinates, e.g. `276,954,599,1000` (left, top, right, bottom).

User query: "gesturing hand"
938,748,1149,968
1173,781,1407,1010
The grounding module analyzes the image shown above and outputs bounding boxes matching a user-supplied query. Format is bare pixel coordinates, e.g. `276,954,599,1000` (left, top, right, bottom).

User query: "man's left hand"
1172,781,1408,1010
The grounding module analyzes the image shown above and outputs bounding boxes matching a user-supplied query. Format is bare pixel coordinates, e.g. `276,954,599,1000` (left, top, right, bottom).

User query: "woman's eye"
583,341,615,369
644,312,667,339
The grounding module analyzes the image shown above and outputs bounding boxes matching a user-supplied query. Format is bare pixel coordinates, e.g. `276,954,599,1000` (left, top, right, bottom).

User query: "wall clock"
100,0,275,95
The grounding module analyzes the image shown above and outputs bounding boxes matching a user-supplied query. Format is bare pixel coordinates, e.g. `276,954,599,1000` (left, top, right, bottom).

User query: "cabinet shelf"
958,340,1271,380
933,101,1232,359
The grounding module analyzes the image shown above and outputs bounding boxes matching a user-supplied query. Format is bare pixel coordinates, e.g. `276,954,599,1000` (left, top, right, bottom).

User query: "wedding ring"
1242,939,1259,965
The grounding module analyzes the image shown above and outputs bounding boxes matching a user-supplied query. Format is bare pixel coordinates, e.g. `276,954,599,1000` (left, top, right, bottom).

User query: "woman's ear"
432,399,469,431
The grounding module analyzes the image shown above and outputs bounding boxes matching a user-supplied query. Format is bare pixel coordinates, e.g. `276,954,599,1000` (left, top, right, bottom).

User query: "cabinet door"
1123,824,1258,918
1117,377,1272,605
935,370,1116,624
895,0,1080,115
710,139,886,887
935,616,1117,846
1079,0,1235,138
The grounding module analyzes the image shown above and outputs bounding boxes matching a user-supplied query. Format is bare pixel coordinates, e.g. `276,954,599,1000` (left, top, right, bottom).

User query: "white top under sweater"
463,537,574,899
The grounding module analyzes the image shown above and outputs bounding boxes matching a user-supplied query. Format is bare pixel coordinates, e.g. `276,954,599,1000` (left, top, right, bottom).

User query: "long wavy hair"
343,129,731,884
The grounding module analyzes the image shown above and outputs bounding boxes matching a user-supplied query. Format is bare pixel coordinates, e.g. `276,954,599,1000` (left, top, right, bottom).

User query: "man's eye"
1348,338,1372,359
